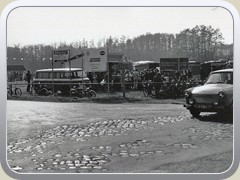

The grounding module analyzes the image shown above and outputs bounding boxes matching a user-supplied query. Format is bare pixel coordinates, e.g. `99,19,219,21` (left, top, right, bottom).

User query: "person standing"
25,70,31,92
132,69,139,90
153,72,161,98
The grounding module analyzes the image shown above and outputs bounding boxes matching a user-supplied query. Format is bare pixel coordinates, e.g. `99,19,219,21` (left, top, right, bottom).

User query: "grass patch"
7,90,185,104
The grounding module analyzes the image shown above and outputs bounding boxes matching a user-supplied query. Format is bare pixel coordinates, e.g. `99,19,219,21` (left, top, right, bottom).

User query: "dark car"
184,69,233,117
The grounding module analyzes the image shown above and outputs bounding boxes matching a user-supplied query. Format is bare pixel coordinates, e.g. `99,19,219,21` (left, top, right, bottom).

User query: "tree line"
7,25,233,71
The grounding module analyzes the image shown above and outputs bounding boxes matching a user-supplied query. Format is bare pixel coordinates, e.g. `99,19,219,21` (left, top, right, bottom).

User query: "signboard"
179,58,189,70
108,53,123,62
160,58,189,71
53,50,69,62
83,48,107,72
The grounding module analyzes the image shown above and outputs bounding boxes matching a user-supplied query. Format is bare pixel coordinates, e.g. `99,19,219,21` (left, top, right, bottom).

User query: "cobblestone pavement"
7,112,233,173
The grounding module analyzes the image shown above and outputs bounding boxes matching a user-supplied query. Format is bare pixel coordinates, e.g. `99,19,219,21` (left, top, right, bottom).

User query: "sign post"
51,51,54,94
107,47,110,95
68,50,71,96
52,50,70,95
81,49,84,97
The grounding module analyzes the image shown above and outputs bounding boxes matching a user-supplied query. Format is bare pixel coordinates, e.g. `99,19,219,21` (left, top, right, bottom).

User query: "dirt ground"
6,97,233,174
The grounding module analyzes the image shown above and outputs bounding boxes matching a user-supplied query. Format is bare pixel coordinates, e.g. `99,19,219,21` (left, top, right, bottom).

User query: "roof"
133,61,158,66
36,68,83,72
7,65,26,71
201,60,227,64
211,68,233,73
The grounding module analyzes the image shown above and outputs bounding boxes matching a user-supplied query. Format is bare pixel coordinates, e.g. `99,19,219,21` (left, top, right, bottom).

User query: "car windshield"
206,72,233,84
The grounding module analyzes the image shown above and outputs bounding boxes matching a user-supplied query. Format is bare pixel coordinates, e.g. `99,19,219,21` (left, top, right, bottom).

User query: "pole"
159,58,161,72
178,58,180,71
81,49,84,97
52,51,54,95
122,65,126,98
69,50,71,96
122,57,126,98
107,47,110,96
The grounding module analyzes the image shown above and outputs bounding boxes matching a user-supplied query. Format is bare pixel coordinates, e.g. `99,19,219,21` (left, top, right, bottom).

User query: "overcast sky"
7,7,233,47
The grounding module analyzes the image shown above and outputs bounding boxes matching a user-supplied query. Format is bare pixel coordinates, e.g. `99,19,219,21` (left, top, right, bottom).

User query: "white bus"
32,68,90,93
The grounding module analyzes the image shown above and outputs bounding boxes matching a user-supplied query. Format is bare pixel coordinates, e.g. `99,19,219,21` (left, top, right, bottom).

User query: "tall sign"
53,50,70,63
51,50,70,94
83,48,108,72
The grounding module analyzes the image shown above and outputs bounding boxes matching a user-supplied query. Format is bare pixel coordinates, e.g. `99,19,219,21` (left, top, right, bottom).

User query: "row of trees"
105,25,232,61
8,25,233,71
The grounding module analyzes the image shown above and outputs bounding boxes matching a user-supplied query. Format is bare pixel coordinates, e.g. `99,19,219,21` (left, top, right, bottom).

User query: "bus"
32,68,90,93
200,61,227,81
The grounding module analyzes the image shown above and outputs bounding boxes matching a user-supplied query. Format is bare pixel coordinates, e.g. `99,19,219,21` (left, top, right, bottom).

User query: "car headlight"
189,99,194,104
218,91,225,98
184,91,191,97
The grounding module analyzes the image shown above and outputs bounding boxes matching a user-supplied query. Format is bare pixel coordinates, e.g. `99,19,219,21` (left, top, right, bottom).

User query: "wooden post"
107,47,110,96
81,49,84,97
69,50,71,96
51,51,54,95
122,57,126,98
122,68,126,98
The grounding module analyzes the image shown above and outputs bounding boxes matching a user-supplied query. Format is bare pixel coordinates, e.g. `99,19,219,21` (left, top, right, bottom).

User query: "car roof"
211,68,233,73
36,68,83,72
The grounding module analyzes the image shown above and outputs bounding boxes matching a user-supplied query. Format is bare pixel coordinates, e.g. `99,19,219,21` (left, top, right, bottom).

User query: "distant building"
133,61,159,71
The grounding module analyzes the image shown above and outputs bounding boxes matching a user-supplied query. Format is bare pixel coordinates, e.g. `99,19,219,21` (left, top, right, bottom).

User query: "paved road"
6,100,233,173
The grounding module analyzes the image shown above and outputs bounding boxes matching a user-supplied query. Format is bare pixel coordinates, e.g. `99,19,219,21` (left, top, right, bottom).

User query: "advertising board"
160,58,189,71
83,48,108,72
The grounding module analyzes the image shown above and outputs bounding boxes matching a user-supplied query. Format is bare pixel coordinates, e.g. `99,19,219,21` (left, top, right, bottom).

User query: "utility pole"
122,56,126,98
69,50,71,97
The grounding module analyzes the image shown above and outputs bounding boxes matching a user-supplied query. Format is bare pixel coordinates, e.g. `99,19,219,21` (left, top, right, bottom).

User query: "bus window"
76,71,86,78
37,72,49,79
53,72,61,78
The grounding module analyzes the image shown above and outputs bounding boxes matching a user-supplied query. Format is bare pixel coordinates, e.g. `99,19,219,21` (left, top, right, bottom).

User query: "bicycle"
142,81,155,97
7,84,22,96
31,83,51,96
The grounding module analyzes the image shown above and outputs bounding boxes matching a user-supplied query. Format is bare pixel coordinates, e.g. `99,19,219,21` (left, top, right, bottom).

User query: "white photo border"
0,0,239,179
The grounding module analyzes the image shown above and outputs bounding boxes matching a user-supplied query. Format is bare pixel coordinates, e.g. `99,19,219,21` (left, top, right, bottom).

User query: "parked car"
184,68,233,117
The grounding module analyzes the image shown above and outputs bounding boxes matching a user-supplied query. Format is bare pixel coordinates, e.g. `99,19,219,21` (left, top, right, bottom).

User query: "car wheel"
189,108,201,117
218,104,232,118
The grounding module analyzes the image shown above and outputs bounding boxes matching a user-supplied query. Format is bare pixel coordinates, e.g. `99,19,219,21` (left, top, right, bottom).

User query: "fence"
7,79,202,99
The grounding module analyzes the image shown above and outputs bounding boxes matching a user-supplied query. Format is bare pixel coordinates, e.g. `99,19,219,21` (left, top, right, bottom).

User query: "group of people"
7,71,24,82
131,68,194,98
86,67,194,96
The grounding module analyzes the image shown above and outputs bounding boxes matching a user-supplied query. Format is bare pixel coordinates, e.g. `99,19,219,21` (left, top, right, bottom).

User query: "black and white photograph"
6,6,234,174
